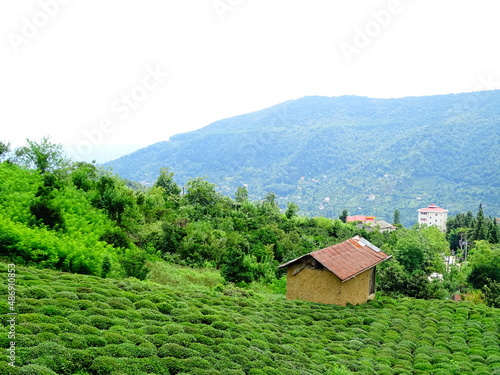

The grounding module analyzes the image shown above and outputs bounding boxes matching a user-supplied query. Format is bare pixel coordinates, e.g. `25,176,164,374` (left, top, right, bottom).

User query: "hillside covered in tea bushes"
1,263,500,375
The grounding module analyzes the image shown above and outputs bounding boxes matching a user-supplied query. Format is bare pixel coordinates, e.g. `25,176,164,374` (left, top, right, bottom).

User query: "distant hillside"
105,91,500,226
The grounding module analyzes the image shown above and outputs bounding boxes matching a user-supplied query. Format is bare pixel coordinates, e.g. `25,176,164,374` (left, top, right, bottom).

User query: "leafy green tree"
377,260,408,297
467,241,500,289
339,209,348,223
285,202,299,219
0,140,11,161
119,248,149,280
101,255,112,278
15,136,67,173
235,186,249,203
393,209,401,225
184,177,220,206
154,167,181,197
70,161,98,191
482,279,500,308
30,173,65,230
221,247,255,284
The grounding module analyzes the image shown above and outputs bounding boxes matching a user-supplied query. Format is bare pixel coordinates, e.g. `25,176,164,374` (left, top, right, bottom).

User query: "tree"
467,241,500,289
154,167,181,197
235,186,248,203
488,219,499,244
285,202,299,219
0,140,11,161
15,137,67,173
184,177,220,206
393,209,401,225
339,209,348,223
30,173,65,230
482,279,500,308
473,203,487,241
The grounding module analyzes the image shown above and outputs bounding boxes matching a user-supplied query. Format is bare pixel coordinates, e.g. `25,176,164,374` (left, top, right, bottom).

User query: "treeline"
0,138,498,306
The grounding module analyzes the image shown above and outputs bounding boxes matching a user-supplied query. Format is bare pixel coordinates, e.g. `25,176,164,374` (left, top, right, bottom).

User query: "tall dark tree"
474,203,487,241
339,209,348,223
393,209,401,225
285,202,299,219
488,219,499,244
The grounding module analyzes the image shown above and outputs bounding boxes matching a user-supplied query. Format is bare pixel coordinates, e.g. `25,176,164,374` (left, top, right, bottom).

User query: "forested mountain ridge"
105,91,500,225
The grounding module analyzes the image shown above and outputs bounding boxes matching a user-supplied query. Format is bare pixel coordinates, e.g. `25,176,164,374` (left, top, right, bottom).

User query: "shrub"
107,297,134,310
134,299,158,310
24,287,52,299
89,315,114,330
19,364,58,375
86,334,107,347
90,356,124,375
158,343,195,359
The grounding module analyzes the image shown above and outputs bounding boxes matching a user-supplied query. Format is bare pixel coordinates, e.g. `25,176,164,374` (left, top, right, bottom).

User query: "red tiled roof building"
417,204,448,232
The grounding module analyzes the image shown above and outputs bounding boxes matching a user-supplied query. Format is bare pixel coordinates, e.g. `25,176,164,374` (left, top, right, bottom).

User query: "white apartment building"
417,204,448,232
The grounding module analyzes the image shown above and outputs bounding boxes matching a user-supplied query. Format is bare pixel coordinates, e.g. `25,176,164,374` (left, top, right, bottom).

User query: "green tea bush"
86,334,107,347
23,286,52,299
158,343,195,359
18,364,57,375
102,331,125,344
89,315,114,330
90,356,124,375
133,299,158,310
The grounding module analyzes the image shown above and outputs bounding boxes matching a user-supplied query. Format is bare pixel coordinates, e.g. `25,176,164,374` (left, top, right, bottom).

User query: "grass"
0,261,499,375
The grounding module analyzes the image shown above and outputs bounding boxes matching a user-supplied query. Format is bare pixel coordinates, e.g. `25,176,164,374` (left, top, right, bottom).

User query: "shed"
278,236,391,305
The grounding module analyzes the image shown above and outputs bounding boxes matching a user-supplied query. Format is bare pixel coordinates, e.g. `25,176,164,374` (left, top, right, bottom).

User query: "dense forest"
105,91,500,226
1,138,499,306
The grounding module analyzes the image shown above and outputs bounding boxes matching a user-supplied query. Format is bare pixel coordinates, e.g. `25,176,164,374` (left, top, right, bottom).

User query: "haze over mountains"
105,90,500,226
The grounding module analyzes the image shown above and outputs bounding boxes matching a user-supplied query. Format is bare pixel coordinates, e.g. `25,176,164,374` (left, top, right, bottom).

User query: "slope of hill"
1,262,500,375
105,91,500,226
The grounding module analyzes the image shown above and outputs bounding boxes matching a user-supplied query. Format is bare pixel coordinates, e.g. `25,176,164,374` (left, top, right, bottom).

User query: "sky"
2,0,500,162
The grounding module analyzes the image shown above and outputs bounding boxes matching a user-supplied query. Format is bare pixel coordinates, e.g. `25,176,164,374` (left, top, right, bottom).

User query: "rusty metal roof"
278,236,391,281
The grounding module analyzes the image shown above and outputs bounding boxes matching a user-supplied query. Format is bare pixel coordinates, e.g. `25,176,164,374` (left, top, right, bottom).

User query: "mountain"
105,91,500,226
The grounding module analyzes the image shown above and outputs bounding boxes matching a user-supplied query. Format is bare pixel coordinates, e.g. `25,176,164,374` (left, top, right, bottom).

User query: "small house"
278,236,391,306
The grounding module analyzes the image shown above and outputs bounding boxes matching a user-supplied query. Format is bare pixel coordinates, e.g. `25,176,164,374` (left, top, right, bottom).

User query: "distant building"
346,215,376,223
347,216,396,232
417,204,448,232
278,236,391,306
360,220,397,233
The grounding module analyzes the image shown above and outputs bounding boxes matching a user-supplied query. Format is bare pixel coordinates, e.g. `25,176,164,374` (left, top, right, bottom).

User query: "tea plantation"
1,262,499,375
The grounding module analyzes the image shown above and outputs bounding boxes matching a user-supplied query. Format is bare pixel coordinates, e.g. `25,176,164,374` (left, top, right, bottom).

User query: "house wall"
285,262,373,306
418,210,448,232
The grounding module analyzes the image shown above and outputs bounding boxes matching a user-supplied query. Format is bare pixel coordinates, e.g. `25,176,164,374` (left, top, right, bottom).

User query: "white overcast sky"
1,0,500,161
